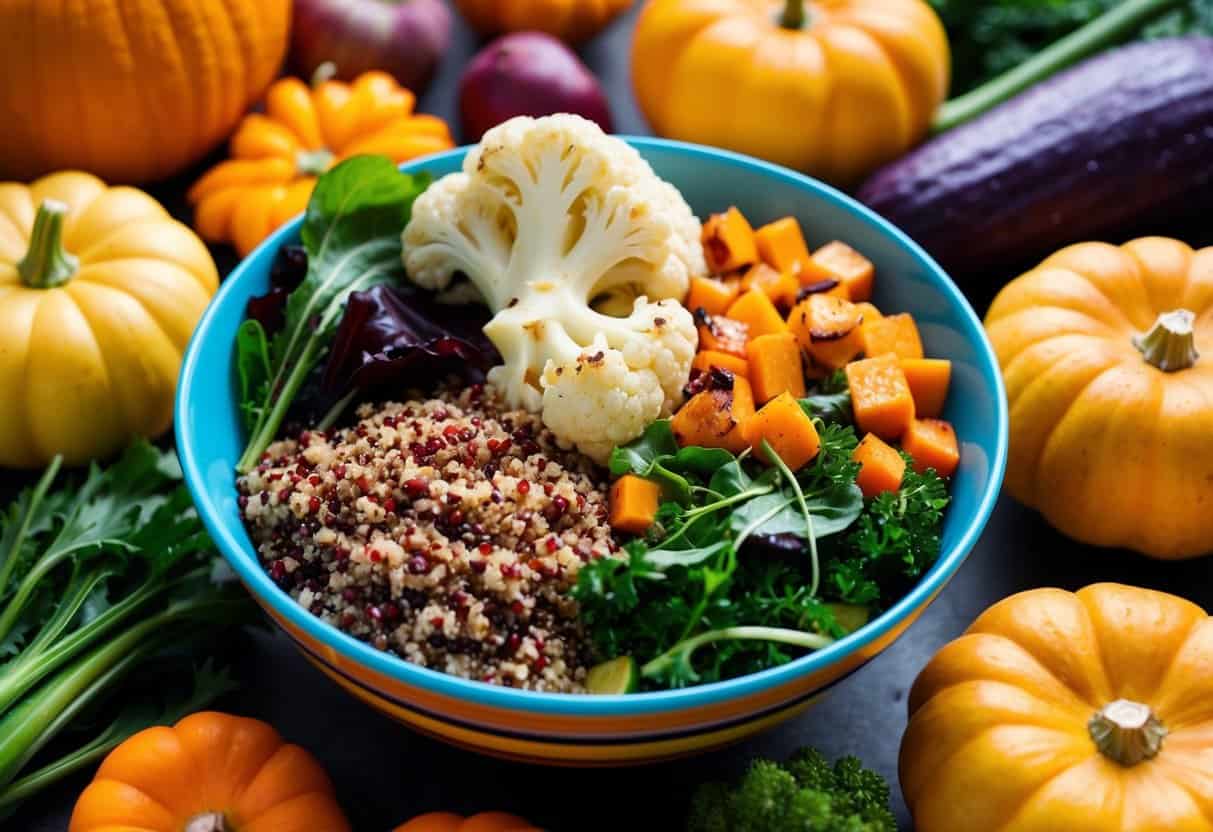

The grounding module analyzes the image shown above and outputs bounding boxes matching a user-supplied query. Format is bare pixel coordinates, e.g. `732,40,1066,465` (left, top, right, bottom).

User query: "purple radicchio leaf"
246,245,309,334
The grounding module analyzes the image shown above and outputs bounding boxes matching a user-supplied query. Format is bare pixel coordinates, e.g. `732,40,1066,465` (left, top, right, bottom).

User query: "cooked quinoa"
237,384,617,692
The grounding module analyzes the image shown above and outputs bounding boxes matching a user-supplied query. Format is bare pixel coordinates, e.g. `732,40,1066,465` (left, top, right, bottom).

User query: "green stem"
0,456,61,600
296,148,335,177
17,202,78,289
1133,309,1199,372
654,483,775,552
641,626,834,679
1089,699,1167,766
932,0,1186,133
237,337,324,472
780,0,806,29
764,440,820,598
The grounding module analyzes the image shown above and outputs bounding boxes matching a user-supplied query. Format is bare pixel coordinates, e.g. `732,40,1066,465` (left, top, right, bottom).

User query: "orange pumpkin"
0,0,290,184
902,584,1213,832
189,72,454,256
395,811,541,831
456,0,634,43
632,0,949,186
69,712,351,832
985,237,1213,559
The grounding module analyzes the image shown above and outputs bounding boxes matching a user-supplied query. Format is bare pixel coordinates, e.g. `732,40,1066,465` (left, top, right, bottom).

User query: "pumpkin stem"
311,61,338,87
17,200,78,289
1133,309,1199,372
184,812,229,832
1089,699,1167,766
780,0,807,29
296,148,336,177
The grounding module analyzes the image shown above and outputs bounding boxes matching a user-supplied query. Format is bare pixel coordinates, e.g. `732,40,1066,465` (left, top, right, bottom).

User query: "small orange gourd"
69,712,351,832
985,237,1213,558
902,584,1213,832
455,0,634,44
189,72,454,256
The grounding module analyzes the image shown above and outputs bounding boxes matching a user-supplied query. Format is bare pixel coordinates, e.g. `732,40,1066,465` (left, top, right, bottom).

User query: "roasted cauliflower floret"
403,114,706,461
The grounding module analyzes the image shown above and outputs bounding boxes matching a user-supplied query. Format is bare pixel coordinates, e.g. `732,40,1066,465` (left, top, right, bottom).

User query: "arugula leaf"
610,420,734,504
236,156,432,472
800,370,853,425
235,319,271,433
729,483,862,541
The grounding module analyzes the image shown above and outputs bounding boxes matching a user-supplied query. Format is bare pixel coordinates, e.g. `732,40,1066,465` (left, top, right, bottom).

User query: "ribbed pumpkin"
395,811,541,831
456,0,634,43
985,237,1213,559
0,172,218,468
902,584,1213,832
0,0,291,184
70,712,351,832
631,0,949,187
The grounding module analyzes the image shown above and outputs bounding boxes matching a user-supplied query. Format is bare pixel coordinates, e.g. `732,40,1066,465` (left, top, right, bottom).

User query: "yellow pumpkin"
0,172,218,468
631,0,949,186
0,0,291,184
901,584,1213,832
456,0,634,43
985,237,1213,559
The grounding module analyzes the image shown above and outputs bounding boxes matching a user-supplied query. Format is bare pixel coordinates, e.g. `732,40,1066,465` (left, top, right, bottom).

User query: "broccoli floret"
685,748,896,832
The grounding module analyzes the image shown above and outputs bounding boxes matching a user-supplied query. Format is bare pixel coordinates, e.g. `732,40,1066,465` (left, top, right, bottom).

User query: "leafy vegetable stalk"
236,156,431,472
0,443,252,816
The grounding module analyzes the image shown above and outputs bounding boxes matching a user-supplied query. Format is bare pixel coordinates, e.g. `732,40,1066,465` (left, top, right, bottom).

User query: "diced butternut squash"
852,433,905,498
861,312,923,360
846,355,916,440
609,475,662,535
741,263,798,308
693,350,749,378
695,311,749,358
902,418,960,477
746,332,806,403
812,241,874,301
796,255,850,294
727,288,787,339
794,275,850,301
789,293,865,370
754,217,811,278
702,206,757,273
854,301,883,322
686,276,740,316
671,376,754,454
900,358,951,418
743,392,821,471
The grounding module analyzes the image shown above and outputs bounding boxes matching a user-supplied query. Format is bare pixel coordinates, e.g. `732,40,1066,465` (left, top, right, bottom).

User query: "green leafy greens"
0,444,253,817
236,156,431,472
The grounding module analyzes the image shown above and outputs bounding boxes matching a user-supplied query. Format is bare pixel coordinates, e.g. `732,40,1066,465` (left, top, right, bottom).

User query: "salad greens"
578,397,949,690
236,156,431,472
0,443,251,816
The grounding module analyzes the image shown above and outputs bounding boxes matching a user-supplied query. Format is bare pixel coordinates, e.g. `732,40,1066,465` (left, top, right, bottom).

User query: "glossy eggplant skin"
857,37,1213,277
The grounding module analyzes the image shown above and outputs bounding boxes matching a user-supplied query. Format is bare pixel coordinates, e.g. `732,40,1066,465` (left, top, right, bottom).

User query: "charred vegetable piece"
746,332,806,403
609,475,662,535
744,392,822,471
861,312,924,360
692,350,749,379
727,289,788,340
790,294,865,370
811,241,874,302
899,358,951,418
852,433,906,498
846,355,916,440
902,418,960,477
701,206,758,273
695,309,750,358
671,376,754,454
686,276,741,316
754,217,812,279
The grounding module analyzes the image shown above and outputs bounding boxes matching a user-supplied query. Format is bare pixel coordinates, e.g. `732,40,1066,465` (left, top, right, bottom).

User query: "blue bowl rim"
177,136,1009,718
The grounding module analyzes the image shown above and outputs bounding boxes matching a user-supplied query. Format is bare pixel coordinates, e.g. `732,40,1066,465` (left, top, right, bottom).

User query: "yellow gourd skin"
985,237,1213,559
901,584,1213,832
0,172,218,468
631,0,950,187
0,0,290,184
456,0,634,43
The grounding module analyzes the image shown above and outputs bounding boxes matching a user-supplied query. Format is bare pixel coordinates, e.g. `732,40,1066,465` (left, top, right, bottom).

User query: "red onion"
459,32,613,140
291,0,452,93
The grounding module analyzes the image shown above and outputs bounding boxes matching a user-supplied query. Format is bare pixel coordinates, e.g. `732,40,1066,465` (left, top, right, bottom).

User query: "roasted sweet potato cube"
900,358,951,418
741,263,799,309
695,310,749,358
744,392,821,471
727,288,788,340
852,433,905,498
686,276,741,317
754,217,811,278
692,350,750,378
902,418,960,477
671,376,754,454
861,313,923,360
702,206,758,273
746,332,806,403
846,355,916,440
812,241,874,301
789,293,864,370
609,475,662,535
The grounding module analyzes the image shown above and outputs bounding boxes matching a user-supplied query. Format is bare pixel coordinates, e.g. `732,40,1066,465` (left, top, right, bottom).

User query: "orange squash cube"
743,392,821,471
609,475,662,535
727,288,788,340
854,301,883,322
671,376,754,454
686,276,741,317
846,355,916,440
902,418,960,477
754,217,811,278
789,293,865,370
812,241,874,301
852,433,906,498
695,311,749,358
693,350,749,378
702,206,758,273
900,358,951,418
741,262,799,309
746,332,806,404
861,312,923,360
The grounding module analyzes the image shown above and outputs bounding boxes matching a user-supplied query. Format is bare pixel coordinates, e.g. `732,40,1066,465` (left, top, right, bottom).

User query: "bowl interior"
177,139,1007,715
